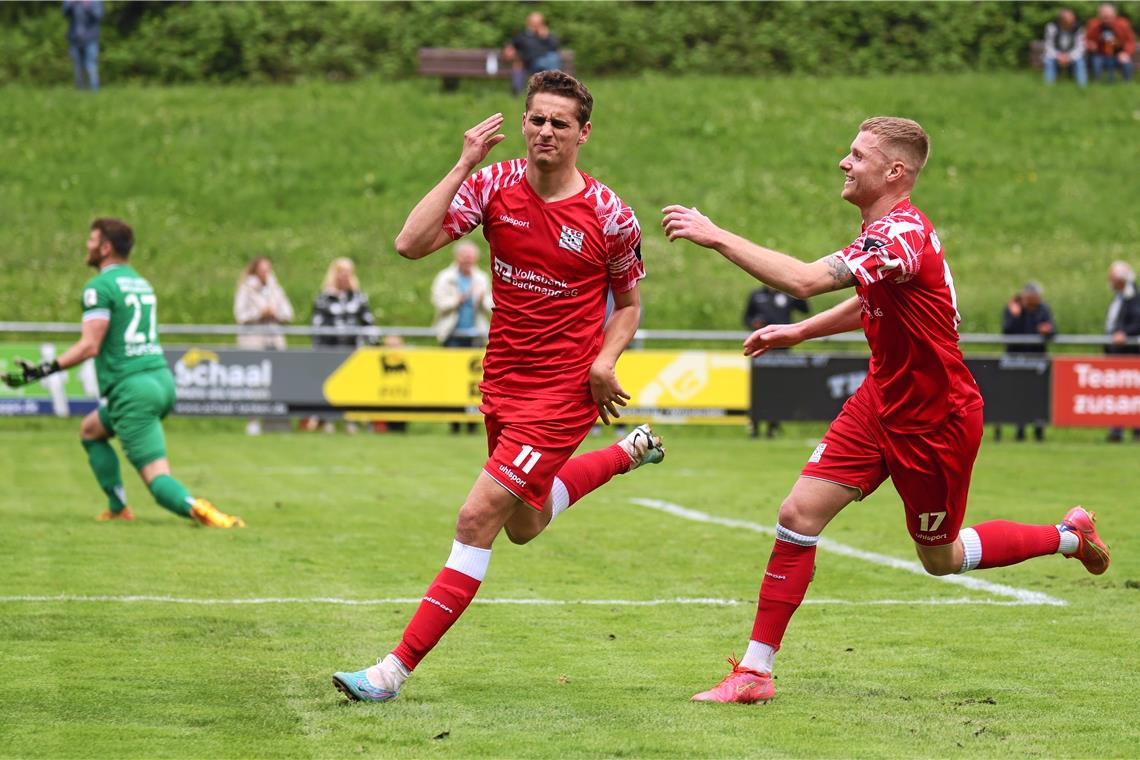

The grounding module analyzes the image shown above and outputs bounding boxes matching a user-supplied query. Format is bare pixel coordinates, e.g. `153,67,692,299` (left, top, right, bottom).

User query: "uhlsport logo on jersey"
498,214,530,229
558,225,585,253
173,348,272,401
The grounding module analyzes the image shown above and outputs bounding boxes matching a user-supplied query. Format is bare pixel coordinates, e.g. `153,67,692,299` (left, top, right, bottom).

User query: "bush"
4,1,1138,86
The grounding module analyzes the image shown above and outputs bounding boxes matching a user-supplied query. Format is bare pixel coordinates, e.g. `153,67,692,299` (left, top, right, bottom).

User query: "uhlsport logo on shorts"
558,225,585,253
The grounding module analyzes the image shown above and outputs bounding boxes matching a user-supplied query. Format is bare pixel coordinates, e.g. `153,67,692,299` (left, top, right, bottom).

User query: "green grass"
1,419,1138,758
1,73,1137,337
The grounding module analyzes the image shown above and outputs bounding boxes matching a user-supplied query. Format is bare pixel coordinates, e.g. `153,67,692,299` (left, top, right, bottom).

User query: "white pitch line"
629,498,1067,607
0,595,1049,607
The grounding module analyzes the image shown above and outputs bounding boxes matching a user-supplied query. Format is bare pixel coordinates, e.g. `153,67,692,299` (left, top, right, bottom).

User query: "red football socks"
393,567,482,671
751,537,817,649
555,444,630,505
969,520,1061,569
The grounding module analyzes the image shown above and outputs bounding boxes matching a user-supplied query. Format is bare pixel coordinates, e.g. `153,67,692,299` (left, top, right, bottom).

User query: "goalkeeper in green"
3,218,244,528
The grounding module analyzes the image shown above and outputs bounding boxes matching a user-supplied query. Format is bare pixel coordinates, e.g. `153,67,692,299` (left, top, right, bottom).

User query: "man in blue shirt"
63,0,103,90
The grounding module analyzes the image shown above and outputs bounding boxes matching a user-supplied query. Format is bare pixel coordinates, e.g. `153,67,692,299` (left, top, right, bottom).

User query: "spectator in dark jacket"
306,257,374,433
1086,2,1135,82
311,257,375,349
1105,261,1140,442
743,286,809,437
503,12,563,95
63,0,103,90
997,281,1056,442
743,285,809,333
1044,8,1088,87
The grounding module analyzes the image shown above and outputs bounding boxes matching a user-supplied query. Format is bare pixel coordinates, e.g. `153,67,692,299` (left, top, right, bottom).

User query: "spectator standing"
1086,3,1135,82
62,0,103,91
234,255,294,436
504,12,563,95
307,257,374,434
1043,8,1088,87
311,257,375,349
431,241,493,349
997,281,1056,442
235,256,293,351
432,241,493,434
1104,260,1140,442
743,285,809,437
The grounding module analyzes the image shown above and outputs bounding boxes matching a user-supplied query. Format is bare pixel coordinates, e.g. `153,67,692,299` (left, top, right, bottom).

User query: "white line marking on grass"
629,498,1067,607
0,595,1050,607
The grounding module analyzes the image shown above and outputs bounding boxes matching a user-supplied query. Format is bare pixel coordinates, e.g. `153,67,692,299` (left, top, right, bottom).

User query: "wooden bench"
417,47,576,91
1029,39,1140,69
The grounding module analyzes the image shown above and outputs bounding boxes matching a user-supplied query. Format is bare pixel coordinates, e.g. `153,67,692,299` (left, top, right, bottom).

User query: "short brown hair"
525,70,593,126
859,116,930,174
91,218,134,257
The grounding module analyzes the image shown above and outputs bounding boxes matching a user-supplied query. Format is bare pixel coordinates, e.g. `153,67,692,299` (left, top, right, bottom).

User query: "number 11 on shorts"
512,445,543,474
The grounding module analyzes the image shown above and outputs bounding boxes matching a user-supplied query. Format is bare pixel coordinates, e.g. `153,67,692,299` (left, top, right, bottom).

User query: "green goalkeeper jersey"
81,263,169,395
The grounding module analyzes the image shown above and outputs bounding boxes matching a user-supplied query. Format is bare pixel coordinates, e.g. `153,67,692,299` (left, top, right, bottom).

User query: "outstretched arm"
3,318,108,387
662,205,855,298
394,113,506,260
744,296,862,357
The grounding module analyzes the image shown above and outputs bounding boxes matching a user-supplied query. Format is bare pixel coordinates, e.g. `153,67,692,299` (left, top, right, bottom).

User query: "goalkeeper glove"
2,358,61,388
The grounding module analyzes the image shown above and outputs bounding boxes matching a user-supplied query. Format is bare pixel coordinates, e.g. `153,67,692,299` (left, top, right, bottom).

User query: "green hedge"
3,1,1137,86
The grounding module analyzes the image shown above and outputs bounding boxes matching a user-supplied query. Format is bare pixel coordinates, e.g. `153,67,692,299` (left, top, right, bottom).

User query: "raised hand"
458,113,507,173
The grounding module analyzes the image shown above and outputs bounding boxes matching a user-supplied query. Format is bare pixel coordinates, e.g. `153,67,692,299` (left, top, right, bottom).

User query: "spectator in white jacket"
432,242,493,434
234,256,294,351
431,242,493,348
234,256,294,435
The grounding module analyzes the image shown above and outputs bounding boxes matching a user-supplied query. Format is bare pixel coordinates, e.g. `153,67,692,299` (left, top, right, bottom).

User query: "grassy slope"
1,73,1137,336
0,421,1137,758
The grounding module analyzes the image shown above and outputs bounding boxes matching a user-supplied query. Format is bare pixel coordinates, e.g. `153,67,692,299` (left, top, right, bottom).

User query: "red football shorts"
801,385,984,546
481,394,599,511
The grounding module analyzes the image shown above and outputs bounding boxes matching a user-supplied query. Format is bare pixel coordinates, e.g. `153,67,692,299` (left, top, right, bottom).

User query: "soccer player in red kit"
662,116,1110,704
332,71,665,702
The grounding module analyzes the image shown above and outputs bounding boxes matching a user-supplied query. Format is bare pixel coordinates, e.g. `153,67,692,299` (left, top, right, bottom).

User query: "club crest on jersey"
494,258,514,283
558,225,585,254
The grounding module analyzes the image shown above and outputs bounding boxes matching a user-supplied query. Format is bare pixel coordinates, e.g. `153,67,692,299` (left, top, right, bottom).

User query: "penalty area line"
0,595,1051,607
629,497,1067,607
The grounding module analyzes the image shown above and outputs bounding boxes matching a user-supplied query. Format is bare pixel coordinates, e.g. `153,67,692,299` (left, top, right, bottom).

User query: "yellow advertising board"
323,347,749,425
616,350,750,424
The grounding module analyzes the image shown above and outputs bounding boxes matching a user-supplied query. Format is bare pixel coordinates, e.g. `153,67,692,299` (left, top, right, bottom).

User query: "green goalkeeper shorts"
98,367,177,470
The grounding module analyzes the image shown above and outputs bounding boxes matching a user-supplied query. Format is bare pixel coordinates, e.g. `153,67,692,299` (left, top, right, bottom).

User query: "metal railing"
1,321,1137,347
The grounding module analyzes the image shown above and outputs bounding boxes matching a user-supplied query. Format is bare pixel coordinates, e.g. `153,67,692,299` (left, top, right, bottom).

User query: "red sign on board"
1051,356,1140,427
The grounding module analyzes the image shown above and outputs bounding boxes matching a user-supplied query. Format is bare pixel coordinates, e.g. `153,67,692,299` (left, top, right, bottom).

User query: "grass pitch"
1,419,1138,758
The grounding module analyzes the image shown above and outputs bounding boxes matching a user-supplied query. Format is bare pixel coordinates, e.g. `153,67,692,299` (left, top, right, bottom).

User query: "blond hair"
860,116,930,175
322,257,360,293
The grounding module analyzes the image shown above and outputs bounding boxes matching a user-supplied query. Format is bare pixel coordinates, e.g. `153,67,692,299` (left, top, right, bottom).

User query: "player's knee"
79,418,103,440
454,504,504,548
776,498,814,535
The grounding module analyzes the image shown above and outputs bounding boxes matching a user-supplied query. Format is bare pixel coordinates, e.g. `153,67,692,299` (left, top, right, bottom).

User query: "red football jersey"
443,159,644,400
833,198,982,433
